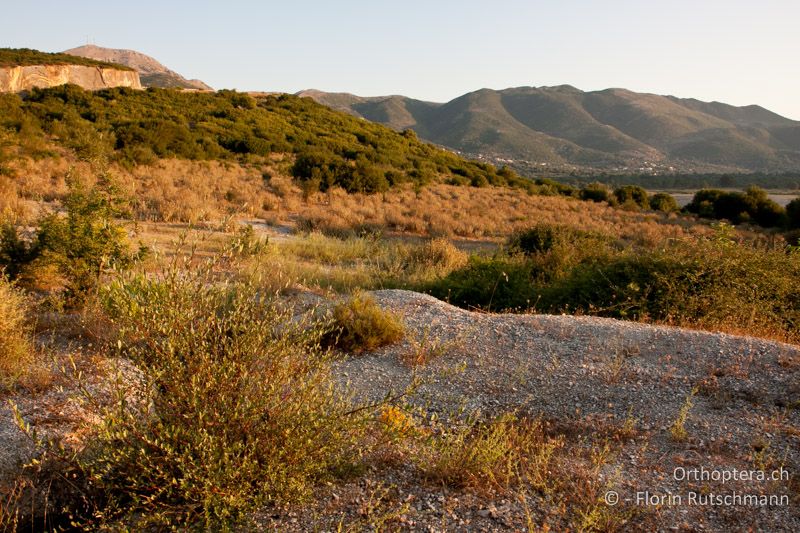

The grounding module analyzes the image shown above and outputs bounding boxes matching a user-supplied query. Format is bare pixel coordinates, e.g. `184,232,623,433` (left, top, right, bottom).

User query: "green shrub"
426,256,535,311
649,192,679,213
534,178,578,197
579,182,612,203
326,292,405,352
536,250,691,320
431,225,800,341
507,224,613,283
0,221,38,280
613,185,649,209
0,173,141,304
787,197,800,230
57,262,369,529
0,276,34,390
508,224,608,256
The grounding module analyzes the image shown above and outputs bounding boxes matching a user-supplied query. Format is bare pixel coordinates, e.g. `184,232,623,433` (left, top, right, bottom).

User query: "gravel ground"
312,289,799,532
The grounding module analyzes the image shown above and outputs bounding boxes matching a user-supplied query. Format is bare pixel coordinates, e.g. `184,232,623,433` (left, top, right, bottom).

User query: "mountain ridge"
300,86,800,173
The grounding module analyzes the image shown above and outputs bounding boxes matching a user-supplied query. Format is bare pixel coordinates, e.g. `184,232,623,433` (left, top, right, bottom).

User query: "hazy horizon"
5,0,799,119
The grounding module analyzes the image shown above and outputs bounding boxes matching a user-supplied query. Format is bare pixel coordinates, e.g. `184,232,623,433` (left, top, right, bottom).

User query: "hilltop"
0,48,133,70
0,48,141,92
63,44,212,90
299,86,800,174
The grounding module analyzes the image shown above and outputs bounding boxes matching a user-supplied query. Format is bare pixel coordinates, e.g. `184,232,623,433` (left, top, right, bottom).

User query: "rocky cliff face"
64,45,212,90
0,64,142,92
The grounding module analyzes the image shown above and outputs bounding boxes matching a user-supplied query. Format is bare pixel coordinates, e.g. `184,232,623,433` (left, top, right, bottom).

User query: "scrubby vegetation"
1,210,796,529
1,172,142,305
0,48,133,70
25,257,367,529
686,186,788,228
649,192,679,213
0,76,798,531
0,85,529,193
428,223,800,342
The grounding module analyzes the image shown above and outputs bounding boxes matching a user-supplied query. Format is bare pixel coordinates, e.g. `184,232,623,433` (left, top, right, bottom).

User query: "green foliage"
685,186,788,228
427,256,536,311
788,197,800,230
0,222,38,280
0,172,140,303
429,224,800,341
649,192,679,213
613,185,650,209
533,178,578,197
325,292,405,352
508,224,614,284
68,261,368,528
0,48,134,70
0,85,530,194
508,224,608,257
579,182,612,203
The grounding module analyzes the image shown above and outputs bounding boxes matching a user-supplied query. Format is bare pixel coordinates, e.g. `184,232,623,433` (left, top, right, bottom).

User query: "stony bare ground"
2,289,798,531
265,290,800,531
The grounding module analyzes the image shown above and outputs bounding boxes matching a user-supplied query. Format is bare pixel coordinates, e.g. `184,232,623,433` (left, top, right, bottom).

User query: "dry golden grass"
0,176,34,222
296,184,713,245
6,155,714,247
0,277,38,390
8,154,299,224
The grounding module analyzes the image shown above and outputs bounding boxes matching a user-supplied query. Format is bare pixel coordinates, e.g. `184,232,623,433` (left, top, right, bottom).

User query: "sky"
4,0,800,119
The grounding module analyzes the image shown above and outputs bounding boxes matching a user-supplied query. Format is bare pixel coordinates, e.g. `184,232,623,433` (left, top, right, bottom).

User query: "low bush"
787,197,800,230
579,182,612,203
325,292,405,353
426,256,535,311
508,223,610,257
649,192,679,213
45,259,371,529
613,185,649,209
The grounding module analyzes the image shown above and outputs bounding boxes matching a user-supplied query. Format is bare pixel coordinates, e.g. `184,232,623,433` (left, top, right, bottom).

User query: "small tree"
38,173,138,301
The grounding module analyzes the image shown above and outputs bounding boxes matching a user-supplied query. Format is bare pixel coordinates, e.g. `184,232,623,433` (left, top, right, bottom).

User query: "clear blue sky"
4,0,799,118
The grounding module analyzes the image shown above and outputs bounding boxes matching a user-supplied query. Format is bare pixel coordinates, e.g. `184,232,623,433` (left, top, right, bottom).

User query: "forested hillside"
0,85,528,193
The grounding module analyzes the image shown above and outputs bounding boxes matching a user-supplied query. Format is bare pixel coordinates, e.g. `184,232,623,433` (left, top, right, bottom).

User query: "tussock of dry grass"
325,292,405,353
0,276,36,390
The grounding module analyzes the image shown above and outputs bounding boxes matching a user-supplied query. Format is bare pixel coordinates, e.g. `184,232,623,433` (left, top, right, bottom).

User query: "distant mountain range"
63,45,212,91
298,86,800,174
